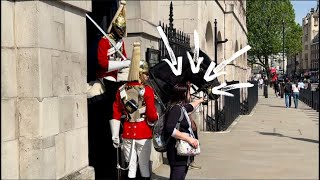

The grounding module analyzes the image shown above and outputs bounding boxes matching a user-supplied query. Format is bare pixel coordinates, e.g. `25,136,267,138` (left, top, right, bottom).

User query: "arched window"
205,22,214,59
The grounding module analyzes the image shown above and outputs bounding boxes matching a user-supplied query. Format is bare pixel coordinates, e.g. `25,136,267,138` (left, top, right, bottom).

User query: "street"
152,87,319,179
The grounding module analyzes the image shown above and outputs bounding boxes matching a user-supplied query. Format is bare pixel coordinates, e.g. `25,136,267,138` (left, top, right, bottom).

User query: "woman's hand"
190,97,204,109
187,137,199,149
194,97,204,105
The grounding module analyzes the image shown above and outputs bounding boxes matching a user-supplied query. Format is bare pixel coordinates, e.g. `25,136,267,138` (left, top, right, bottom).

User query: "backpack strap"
165,106,184,145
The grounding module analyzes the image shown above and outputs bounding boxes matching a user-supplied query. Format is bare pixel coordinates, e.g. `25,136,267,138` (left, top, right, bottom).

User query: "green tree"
247,0,302,79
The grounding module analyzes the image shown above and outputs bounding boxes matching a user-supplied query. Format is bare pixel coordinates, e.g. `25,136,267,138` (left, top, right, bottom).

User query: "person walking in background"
164,84,204,180
292,80,300,108
259,78,264,89
298,79,305,89
274,80,280,97
284,78,293,108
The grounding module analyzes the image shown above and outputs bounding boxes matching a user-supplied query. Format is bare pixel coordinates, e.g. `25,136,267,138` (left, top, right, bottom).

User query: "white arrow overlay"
156,26,254,97
157,26,182,75
213,45,251,74
187,30,204,74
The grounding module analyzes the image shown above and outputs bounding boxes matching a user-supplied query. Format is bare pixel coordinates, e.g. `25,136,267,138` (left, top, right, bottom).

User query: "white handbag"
175,135,200,156
175,107,201,156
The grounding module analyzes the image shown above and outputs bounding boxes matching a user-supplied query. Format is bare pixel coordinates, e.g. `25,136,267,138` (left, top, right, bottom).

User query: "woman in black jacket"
164,84,204,180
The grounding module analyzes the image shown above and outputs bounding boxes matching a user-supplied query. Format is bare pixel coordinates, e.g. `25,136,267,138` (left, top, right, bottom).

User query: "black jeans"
170,165,189,180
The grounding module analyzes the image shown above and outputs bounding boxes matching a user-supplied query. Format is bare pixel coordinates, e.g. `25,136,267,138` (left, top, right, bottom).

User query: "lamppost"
214,19,228,131
282,20,285,75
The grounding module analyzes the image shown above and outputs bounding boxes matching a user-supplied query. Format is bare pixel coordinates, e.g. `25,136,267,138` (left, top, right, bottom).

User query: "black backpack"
152,106,183,152
284,83,292,93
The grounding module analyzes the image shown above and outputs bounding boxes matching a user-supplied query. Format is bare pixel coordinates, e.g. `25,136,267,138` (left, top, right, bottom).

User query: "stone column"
125,0,163,170
1,0,93,179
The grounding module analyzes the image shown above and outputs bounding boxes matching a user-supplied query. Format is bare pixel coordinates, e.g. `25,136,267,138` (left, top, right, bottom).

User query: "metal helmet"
139,61,149,74
107,1,127,38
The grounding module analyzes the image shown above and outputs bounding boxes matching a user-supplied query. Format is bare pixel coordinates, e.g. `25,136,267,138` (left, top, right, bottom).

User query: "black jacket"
164,104,194,166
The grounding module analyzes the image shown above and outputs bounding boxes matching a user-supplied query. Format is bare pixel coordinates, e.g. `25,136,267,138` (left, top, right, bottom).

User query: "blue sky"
291,0,318,25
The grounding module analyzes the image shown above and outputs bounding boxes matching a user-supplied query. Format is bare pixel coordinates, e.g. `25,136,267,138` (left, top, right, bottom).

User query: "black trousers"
169,165,189,180
88,80,126,180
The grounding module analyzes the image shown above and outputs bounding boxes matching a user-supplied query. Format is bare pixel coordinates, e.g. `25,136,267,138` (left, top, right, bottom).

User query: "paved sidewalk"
152,87,319,179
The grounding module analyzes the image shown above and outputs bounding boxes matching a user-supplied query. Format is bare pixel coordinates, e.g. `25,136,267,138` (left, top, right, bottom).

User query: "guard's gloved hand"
117,67,130,82
109,119,121,148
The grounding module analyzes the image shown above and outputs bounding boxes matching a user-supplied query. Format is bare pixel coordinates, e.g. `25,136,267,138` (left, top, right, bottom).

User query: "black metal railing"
240,81,258,115
159,2,191,60
247,81,259,114
300,88,319,112
219,81,240,131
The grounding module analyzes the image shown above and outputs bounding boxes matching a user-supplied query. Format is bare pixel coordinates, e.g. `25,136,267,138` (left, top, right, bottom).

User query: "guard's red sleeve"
122,41,127,59
112,90,123,121
144,86,158,122
97,38,110,71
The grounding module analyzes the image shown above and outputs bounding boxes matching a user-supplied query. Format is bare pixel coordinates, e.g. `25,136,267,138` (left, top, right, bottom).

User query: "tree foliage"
246,0,303,77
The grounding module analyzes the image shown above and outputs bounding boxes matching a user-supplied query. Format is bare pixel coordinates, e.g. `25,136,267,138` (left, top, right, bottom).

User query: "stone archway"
205,22,214,59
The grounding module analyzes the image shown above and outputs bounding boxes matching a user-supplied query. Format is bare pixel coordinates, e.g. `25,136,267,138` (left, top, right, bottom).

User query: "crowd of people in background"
251,73,319,109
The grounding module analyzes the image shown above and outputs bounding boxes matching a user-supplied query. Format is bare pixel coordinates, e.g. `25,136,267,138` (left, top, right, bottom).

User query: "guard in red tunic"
88,1,132,179
110,42,158,179
97,1,130,82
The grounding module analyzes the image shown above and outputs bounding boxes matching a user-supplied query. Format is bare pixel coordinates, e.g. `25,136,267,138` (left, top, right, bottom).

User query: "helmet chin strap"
111,26,125,41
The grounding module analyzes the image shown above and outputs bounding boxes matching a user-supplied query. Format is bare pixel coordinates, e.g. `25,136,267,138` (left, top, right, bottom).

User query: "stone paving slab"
152,88,319,180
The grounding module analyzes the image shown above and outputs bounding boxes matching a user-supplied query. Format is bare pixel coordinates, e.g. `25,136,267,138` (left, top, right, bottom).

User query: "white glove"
109,119,121,148
117,67,130,82
107,60,131,72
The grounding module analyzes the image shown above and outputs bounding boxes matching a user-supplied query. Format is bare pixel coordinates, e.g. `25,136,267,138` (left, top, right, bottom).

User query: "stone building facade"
1,0,94,179
300,6,319,73
2,0,248,179
311,33,319,72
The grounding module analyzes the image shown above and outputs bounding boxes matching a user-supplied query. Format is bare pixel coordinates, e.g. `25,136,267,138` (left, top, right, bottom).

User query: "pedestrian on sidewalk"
284,78,293,108
259,78,263,89
292,80,300,108
274,80,280,97
164,84,204,180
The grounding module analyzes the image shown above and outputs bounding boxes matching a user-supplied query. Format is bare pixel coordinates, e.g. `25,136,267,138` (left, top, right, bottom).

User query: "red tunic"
97,37,127,79
113,82,158,139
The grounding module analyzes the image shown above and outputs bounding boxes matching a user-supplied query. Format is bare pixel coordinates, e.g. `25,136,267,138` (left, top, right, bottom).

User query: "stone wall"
1,0,94,179
124,1,160,60
125,0,163,171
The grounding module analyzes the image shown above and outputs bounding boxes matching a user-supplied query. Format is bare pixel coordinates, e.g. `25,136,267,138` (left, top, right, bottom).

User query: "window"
314,16,318,26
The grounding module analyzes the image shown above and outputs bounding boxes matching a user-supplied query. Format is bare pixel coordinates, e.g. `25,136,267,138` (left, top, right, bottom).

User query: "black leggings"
170,165,189,180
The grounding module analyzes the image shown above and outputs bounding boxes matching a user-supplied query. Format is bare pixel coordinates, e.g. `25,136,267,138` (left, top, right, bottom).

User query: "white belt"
128,118,145,123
